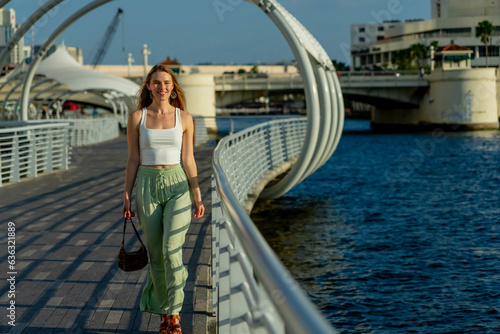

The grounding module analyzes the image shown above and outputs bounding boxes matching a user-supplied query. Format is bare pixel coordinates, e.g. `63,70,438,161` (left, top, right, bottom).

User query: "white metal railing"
0,117,120,147
0,123,70,186
212,118,337,333
0,117,120,186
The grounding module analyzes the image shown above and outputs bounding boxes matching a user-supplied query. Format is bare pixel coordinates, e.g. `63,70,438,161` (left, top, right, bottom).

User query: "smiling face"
147,71,174,102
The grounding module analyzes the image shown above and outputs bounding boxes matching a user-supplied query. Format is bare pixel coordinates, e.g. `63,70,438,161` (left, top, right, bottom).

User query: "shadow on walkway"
0,134,214,333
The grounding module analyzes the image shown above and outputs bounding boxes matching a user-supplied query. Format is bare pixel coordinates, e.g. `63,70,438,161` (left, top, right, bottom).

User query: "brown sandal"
167,314,181,334
159,314,169,334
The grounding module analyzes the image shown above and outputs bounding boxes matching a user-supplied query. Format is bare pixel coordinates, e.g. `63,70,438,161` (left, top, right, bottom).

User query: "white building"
351,0,500,70
0,8,24,65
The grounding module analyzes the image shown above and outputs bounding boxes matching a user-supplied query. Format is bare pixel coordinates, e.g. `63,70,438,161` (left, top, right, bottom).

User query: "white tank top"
139,107,183,165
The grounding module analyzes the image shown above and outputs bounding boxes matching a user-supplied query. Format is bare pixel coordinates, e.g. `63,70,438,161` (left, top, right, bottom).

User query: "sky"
7,0,430,66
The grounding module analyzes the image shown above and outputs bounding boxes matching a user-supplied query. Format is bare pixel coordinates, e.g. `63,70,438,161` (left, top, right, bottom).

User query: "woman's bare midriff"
143,164,179,169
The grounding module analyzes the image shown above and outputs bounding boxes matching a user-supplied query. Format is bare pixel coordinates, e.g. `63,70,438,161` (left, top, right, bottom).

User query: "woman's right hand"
123,198,135,219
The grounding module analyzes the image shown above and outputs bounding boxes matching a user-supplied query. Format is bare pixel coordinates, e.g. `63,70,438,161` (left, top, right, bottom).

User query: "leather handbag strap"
122,218,145,247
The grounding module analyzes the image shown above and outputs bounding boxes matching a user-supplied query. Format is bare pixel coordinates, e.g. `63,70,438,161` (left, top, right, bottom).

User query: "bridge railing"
337,70,423,82
212,118,337,334
0,123,70,186
0,117,120,186
0,117,120,147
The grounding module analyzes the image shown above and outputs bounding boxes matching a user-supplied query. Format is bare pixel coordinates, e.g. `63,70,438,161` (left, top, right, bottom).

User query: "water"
248,119,500,334
215,115,302,134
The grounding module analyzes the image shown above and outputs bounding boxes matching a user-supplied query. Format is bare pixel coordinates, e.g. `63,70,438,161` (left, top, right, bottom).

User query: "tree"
391,49,413,70
430,40,439,51
409,43,427,67
332,60,350,71
476,20,494,67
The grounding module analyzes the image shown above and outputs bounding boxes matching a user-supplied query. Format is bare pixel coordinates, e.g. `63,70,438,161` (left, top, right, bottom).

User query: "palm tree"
476,20,494,67
429,41,439,52
391,49,412,70
409,43,427,67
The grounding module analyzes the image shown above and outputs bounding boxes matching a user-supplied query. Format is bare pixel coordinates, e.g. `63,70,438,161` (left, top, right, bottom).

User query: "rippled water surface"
250,120,500,334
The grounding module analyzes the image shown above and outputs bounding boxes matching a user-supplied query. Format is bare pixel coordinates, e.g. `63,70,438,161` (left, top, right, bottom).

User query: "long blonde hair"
137,64,186,111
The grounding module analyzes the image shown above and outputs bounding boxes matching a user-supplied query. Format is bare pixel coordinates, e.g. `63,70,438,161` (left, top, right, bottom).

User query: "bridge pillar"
371,68,499,131
178,73,217,133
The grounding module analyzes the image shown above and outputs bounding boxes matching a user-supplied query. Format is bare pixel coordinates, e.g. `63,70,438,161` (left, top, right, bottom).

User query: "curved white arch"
0,0,66,71
18,0,344,200
0,0,11,9
257,2,321,199
250,0,344,198
20,0,115,120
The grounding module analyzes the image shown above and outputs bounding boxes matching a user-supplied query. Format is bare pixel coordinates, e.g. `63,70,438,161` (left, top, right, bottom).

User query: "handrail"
212,118,337,333
0,122,70,186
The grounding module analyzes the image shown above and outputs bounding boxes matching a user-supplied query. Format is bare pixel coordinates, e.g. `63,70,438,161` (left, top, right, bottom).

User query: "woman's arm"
181,111,205,218
123,110,142,219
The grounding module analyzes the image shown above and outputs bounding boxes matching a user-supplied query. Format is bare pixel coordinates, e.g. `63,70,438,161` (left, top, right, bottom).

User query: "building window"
378,26,384,32
359,37,365,42
359,27,365,32
442,28,471,37
476,46,498,58
383,52,390,63
375,53,381,63
377,36,384,41
437,3,441,18
488,45,500,57
492,26,500,36
424,29,441,38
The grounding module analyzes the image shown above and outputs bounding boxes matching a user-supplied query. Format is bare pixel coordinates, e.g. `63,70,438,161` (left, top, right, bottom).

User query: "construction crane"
91,8,123,67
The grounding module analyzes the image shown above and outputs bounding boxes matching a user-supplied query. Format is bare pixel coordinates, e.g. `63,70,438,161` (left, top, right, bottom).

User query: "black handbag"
118,218,148,272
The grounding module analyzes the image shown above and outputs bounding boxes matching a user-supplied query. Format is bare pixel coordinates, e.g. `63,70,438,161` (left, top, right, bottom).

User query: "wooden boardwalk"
0,134,215,333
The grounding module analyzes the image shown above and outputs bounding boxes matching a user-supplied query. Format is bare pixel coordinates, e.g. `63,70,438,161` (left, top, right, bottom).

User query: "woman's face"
147,71,175,102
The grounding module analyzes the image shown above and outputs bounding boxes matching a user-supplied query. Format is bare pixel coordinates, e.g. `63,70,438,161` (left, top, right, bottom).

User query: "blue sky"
8,0,430,66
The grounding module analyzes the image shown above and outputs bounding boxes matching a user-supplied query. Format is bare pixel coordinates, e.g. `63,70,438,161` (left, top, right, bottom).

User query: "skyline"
8,0,430,66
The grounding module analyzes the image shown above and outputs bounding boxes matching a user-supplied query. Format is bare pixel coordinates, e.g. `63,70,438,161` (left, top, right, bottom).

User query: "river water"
237,119,500,334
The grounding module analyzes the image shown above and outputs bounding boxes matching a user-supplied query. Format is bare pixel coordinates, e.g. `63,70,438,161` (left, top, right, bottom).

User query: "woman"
123,64,204,334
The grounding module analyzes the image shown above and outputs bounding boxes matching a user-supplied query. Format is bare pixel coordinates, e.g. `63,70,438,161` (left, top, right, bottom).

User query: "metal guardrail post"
12,133,19,182
211,175,220,317
47,129,53,173
61,127,69,170
212,118,337,334
29,131,37,178
218,219,232,333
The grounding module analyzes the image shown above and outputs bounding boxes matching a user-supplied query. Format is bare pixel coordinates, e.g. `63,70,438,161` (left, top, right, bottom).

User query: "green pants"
135,164,193,315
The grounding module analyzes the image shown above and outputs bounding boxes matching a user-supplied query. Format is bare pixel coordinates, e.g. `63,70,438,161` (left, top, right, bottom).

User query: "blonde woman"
123,64,204,334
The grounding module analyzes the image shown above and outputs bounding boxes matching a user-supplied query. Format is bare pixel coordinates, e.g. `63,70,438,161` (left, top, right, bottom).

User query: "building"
351,0,500,70
0,8,24,65
434,42,473,70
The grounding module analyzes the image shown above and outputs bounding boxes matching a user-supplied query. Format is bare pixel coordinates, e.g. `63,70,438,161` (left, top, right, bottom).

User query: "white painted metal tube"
299,63,331,182
212,152,337,334
324,70,345,163
317,70,339,167
0,0,66,71
259,6,320,199
2,80,23,120
36,89,71,118
33,83,63,118
14,78,55,115
0,0,11,8
20,0,114,120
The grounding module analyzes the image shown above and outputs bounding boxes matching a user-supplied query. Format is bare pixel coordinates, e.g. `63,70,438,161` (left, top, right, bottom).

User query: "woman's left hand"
193,200,205,218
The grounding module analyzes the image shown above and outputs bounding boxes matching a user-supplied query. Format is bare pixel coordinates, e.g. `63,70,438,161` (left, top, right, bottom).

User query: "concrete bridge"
213,71,430,108
0,0,342,333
